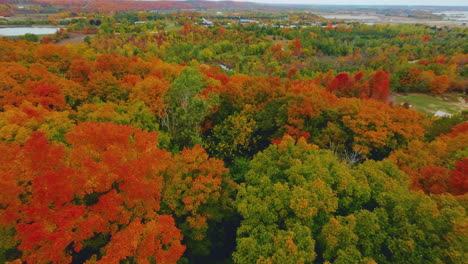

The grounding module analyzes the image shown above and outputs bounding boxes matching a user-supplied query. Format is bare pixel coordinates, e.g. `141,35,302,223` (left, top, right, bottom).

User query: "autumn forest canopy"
0,3,467,264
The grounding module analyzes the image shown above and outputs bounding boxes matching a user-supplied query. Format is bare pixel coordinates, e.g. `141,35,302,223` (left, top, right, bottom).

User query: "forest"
0,5,467,264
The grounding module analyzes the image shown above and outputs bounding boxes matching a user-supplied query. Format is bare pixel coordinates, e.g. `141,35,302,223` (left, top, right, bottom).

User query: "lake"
433,11,468,22
321,14,380,20
0,27,62,36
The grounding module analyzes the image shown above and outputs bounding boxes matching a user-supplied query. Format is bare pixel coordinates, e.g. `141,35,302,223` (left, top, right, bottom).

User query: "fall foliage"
0,8,467,264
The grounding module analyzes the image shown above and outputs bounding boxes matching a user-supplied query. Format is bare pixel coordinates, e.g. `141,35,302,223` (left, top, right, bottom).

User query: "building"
434,110,453,118
201,18,213,26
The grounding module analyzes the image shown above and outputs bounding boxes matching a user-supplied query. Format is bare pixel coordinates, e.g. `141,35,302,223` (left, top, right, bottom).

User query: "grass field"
164,24,182,32
394,93,467,116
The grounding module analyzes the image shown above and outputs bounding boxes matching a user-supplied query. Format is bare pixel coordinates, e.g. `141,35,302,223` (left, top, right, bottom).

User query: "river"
0,27,62,36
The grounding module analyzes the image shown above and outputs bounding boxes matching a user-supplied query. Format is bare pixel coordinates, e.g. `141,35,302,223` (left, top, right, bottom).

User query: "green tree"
205,105,259,162
234,136,467,264
23,33,39,42
161,67,217,149
234,136,370,264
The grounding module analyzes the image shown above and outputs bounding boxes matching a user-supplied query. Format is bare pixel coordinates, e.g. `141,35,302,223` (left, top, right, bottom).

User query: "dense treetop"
0,10,466,264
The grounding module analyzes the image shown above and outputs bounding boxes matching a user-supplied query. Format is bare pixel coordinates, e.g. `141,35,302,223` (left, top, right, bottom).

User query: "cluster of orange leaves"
399,66,452,94
389,122,468,195
202,68,425,157
0,122,232,263
342,99,427,155
0,39,184,115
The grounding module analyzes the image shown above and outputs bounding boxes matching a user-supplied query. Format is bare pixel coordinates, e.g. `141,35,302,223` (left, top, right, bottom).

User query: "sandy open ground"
56,33,89,45
318,12,467,27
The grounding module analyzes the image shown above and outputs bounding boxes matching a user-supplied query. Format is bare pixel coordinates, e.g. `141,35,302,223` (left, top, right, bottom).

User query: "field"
394,93,467,115
164,23,182,32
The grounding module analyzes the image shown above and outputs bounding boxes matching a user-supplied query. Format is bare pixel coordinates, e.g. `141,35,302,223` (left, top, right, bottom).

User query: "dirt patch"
56,33,89,45
451,97,468,111
435,94,468,111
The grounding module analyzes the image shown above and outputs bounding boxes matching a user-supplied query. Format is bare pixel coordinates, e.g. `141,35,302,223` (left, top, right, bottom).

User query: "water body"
434,11,468,22
0,27,61,36
321,14,380,20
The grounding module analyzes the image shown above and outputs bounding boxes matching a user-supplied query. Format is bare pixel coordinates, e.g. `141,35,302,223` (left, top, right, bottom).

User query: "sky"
217,0,468,6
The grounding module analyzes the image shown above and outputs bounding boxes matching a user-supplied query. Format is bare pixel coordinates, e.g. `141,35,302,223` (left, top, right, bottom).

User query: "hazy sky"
221,0,468,6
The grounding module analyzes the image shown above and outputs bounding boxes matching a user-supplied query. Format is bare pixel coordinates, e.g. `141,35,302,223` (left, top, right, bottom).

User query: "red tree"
369,70,390,102
450,158,468,195
1,123,185,263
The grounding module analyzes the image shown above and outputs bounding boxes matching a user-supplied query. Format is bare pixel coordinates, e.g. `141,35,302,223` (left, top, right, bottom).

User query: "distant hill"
0,0,266,11
1,0,466,13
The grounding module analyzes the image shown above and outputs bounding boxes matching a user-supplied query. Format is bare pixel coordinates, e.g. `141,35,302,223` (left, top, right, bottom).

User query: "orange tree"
341,99,427,159
0,122,235,263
